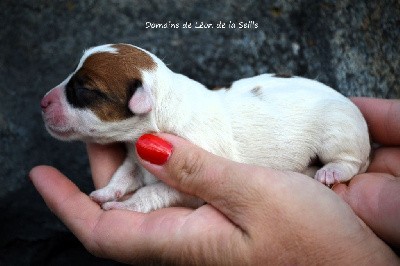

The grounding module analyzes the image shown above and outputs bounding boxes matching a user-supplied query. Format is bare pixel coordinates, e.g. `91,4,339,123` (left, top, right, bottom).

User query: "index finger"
351,97,400,145
29,165,150,262
86,143,126,189
29,166,104,246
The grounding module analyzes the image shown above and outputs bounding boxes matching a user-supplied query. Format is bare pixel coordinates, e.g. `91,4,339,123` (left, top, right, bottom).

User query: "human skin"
333,97,400,250
29,97,400,264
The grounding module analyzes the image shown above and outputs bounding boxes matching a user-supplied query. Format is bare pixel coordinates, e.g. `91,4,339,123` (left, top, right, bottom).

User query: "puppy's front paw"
90,187,124,204
101,202,129,211
101,186,165,213
101,183,203,213
102,200,153,213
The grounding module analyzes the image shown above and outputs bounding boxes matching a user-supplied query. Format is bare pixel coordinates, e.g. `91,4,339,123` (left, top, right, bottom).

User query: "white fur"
42,44,370,213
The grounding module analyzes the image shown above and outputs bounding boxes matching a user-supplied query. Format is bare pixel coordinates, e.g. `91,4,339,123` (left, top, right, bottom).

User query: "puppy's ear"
128,80,153,114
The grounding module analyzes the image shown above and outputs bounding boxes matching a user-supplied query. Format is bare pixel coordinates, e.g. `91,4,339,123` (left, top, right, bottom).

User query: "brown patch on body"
212,82,233,91
273,73,293,78
212,85,226,90
251,86,263,98
72,44,156,121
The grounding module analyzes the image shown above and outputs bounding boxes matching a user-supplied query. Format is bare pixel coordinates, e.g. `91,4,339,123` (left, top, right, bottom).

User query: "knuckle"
172,148,206,191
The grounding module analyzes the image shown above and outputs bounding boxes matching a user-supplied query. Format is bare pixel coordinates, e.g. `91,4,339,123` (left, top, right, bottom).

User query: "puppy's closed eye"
66,86,106,108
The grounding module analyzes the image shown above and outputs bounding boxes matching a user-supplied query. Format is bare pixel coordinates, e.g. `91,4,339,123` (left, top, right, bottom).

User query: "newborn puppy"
41,43,370,213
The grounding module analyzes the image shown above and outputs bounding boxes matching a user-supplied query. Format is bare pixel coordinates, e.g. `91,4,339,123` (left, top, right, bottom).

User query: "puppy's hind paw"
315,168,342,186
315,162,358,186
315,163,347,186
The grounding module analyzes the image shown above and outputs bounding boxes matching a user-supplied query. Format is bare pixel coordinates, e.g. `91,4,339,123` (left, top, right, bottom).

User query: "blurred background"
0,0,399,264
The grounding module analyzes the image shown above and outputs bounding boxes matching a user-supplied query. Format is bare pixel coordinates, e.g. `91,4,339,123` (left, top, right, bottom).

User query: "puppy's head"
41,44,159,143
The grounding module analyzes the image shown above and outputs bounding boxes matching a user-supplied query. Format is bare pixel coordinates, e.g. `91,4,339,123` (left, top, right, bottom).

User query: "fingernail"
136,134,173,165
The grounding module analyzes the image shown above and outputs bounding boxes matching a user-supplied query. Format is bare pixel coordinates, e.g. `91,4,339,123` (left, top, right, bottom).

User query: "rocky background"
0,0,399,265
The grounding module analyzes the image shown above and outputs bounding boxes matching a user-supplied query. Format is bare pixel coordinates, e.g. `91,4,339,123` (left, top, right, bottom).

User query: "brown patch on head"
67,44,156,121
251,86,263,98
273,73,293,78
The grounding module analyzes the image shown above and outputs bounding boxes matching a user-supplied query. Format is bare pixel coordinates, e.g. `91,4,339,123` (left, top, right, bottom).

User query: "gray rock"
0,0,398,264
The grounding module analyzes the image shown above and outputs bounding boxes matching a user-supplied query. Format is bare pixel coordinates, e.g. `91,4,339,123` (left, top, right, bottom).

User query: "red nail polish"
136,134,173,165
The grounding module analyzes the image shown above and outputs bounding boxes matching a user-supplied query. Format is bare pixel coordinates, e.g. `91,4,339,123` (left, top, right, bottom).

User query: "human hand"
333,97,400,249
30,133,399,264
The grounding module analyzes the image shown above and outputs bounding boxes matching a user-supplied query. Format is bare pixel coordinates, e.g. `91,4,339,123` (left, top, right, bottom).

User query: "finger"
29,165,104,246
333,174,400,247
351,97,400,145
368,147,400,177
136,133,286,227
29,165,154,262
86,143,126,189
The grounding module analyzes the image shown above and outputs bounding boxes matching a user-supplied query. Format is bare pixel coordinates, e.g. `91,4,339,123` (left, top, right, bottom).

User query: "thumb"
135,133,268,220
